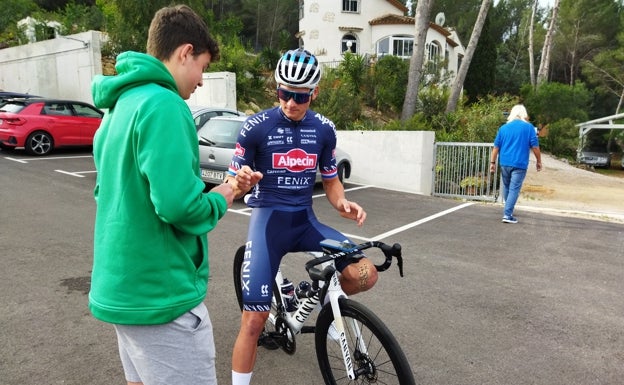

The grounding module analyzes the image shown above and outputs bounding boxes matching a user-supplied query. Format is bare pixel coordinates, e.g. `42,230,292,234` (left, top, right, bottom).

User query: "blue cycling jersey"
228,106,338,207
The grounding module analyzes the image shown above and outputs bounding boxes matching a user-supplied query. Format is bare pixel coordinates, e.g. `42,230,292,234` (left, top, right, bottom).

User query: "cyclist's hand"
236,165,263,190
338,199,366,227
227,166,263,199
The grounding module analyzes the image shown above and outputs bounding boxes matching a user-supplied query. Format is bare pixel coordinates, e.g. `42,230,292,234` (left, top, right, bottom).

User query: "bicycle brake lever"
374,242,404,277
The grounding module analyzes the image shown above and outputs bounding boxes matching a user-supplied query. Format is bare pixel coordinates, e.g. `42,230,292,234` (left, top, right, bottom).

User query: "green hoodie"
89,51,227,325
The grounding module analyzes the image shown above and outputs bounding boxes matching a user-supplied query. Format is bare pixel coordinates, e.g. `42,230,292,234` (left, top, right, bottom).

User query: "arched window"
426,40,441,72
375,35,413,59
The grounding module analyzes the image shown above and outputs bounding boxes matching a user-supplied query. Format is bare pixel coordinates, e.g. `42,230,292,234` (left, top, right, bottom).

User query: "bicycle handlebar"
304,240,404,281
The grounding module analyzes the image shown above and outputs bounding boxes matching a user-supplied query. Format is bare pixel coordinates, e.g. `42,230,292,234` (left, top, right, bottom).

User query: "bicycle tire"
315,298,415,385
233,245,246,311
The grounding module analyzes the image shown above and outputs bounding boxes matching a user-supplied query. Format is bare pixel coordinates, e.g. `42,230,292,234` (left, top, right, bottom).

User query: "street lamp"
346,40,353,53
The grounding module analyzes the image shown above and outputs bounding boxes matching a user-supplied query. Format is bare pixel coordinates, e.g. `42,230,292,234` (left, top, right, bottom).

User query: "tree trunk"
445,0,493,113
401,0,434,121
528,0,538,87
537,0,561,84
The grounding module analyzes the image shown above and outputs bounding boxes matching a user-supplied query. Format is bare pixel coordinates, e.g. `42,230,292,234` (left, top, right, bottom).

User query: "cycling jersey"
228,106,338,207
229,107,357,311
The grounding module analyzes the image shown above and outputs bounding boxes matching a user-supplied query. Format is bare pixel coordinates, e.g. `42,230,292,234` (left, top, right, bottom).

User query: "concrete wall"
0,31,103,104
337,130,435,195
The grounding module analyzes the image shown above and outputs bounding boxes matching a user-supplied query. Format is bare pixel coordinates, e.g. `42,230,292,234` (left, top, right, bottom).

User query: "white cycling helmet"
274,48,321,89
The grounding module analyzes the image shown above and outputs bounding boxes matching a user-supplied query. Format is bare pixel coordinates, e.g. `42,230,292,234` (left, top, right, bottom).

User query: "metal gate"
433,142,500,202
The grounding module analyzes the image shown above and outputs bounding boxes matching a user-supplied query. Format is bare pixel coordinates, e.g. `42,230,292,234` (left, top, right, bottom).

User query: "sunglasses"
277,88,314,104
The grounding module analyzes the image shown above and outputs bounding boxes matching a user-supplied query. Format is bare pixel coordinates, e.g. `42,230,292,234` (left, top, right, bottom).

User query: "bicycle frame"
234,239,412,384
271,252,365,380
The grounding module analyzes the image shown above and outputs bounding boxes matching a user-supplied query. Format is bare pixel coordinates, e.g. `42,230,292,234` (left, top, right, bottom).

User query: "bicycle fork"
326,272,365,381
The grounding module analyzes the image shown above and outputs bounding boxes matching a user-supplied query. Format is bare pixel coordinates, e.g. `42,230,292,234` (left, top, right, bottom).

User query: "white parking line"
55,170,97,178
4,155,92,163
368,202,475,241
226,184,474,243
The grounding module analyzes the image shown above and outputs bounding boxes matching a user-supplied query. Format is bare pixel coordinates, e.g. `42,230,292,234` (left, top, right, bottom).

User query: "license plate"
201,169,224,181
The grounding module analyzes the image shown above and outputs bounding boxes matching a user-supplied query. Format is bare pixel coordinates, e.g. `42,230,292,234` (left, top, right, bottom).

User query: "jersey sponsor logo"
234,143,245,157
314,113,336,129
301,139,317,144
273,148,317,172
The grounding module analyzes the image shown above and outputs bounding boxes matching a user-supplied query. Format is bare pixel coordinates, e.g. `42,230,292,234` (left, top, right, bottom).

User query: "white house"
297,0,465,83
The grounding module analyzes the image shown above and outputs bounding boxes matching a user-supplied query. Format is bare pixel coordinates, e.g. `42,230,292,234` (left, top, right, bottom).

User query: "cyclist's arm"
322,177,366,226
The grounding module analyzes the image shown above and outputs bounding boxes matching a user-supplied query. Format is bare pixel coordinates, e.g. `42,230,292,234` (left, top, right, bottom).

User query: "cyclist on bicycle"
226,48,379,385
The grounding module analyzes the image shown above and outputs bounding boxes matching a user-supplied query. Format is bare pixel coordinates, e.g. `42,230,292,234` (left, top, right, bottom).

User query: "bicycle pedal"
257,333,280,350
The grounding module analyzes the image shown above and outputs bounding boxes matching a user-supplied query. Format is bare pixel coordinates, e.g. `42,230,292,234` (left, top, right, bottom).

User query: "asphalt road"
2,148,624,385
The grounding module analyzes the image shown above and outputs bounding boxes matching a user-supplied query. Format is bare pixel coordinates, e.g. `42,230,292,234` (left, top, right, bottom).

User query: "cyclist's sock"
232,370,253,385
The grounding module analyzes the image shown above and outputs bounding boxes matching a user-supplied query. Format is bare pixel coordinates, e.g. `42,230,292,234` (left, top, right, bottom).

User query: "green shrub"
540,118,579,160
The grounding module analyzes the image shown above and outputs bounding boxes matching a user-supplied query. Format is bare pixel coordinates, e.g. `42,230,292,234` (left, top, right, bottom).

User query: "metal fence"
433,142,500,202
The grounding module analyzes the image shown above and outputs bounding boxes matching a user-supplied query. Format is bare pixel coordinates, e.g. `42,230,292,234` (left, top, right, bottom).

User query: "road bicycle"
233,238,416,384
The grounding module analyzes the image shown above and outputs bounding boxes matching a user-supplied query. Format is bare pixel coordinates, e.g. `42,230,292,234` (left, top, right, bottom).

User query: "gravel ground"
516,153,624,222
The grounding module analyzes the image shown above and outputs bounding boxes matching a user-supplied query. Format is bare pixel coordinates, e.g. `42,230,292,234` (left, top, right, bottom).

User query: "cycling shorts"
240,206,360,312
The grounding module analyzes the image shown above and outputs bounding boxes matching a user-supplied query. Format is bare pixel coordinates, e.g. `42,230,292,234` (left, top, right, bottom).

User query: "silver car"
189,105,245,131
577,149,611,168
197,115,351,185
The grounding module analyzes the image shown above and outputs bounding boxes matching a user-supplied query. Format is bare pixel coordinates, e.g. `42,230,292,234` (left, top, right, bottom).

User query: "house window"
342,0,359,13
392,36,413,58
341,34,357,54
426,41,441,72
299,0,304,19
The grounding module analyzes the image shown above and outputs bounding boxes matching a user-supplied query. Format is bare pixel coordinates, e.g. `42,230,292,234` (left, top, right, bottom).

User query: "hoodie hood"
91,51,178,110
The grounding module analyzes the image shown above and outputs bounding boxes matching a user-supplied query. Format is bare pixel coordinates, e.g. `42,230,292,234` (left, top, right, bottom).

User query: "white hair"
507,104,529,122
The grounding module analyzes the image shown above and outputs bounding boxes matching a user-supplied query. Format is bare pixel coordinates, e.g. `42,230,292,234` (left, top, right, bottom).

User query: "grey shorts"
113,302,217,385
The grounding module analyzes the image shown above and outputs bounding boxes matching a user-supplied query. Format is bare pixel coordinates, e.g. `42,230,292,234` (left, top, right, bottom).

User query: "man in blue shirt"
490,104,542,223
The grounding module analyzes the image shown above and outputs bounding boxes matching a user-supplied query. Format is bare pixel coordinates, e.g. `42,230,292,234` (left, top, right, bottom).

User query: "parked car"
0,91,41,104
577,148,612,168
189,105,246,131
197,115,351,185
0,98,103,156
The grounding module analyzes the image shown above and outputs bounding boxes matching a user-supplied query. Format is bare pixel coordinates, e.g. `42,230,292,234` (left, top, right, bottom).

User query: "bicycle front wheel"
315,298,415,385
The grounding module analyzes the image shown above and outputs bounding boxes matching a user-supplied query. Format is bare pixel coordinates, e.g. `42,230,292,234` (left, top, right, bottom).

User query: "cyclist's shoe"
257,331,280,350
327,321,341,342
502,215,518,224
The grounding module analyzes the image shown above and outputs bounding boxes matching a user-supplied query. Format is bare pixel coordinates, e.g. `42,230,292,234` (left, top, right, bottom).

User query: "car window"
197,119,242,148
72,103,102,118
194,111,219,130
44,102,72,116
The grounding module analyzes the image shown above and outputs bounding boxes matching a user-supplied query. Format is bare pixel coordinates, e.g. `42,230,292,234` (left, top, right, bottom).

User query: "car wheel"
337,161,350,183
25,131,53,156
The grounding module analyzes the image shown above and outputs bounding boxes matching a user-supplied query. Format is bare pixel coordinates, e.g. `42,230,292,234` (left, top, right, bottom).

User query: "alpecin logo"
234,143,245,157
272,148,317,172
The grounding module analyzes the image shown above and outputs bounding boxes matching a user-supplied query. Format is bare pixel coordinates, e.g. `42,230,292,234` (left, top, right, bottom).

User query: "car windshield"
197,119,241,148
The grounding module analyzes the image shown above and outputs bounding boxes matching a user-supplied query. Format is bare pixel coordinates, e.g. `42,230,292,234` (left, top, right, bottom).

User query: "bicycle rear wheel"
233,245,246,311
315,298,415,385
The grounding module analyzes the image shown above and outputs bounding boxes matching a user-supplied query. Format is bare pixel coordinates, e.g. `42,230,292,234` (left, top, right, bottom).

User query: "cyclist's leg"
232,208,295,383
298,208,378,295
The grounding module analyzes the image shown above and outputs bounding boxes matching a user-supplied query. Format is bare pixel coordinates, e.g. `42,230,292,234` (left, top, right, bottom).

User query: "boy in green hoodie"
89,5,233,385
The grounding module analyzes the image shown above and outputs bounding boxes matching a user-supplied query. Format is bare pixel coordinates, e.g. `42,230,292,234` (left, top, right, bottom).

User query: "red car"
0,98,103,156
